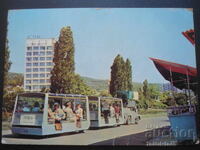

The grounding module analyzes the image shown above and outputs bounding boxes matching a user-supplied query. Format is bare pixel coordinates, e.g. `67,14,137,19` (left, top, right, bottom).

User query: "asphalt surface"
2,116,171,145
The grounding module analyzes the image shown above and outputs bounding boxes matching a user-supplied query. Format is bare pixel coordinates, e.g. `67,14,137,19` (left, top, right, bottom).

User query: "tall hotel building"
24,38,57,91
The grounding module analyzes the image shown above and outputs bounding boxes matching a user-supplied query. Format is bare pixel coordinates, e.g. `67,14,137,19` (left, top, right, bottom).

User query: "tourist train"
11,92,140,136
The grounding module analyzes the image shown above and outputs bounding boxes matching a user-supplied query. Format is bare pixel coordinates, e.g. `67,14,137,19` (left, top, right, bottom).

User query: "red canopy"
150,57,197,92
182,29,195,45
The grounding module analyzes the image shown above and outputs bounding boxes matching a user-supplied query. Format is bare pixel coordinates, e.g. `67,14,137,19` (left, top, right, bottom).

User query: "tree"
110,54,124,96
50,26,95,95
143,79,149,99
109,55,133,97
3,40,12,88
50,26,75,93
3,40,12,113
125,59,133,91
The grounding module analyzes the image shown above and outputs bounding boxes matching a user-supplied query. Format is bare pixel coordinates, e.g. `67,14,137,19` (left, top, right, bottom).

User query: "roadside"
139,108,167,118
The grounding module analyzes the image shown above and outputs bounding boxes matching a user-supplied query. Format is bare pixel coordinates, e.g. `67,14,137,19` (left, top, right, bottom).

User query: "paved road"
2,116,170,145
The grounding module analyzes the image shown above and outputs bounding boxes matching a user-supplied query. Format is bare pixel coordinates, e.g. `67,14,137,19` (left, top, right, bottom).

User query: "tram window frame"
89,101,98,111
62,97,87,121
15,95,45,113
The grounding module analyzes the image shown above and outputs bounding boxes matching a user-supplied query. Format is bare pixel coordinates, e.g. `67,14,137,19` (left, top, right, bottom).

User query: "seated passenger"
109,104,115,118
32,101,40,112
53,103,65,121
114,104,120,123
22,102,31,112
75,104,83,128
63,102,76,122
48,104,55,122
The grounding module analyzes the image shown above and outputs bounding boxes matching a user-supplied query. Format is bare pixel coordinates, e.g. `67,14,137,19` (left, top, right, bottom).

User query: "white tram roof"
19,92,86,98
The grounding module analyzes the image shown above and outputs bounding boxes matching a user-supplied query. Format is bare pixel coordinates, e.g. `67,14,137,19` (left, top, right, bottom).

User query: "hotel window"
33,57,38,61
26,80,31,84
46,51,52,55
40,57,45,61
33,52,39,56
47,46,53,50
33,80,39,83
46,57,52,61
33,74,38,78
40,85,46,89
46,62,52,66
46,85,50,89
26,74,31,78
26,52,32,56
33,68,39,72
40,62,45,66
40,68,45,72
40,51,45,56
46,73,51,77
33,63,38,66
46,79,50,83
33,46,39,50
26,57,32,61
33,85,40,90
46,68,52,72
40,46,45,50
27,46,32,50
26,63,31,66
26,86,31,90
40,74,45,77
26,68,31,72
40,79,45,83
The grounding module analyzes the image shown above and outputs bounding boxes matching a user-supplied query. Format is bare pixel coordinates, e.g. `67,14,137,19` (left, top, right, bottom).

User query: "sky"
7,8,195,83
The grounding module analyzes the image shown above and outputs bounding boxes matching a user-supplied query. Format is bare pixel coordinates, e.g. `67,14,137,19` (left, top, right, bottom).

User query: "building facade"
24,38,56,91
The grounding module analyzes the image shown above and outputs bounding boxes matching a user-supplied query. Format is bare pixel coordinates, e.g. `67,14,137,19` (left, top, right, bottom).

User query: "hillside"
8,72,162,92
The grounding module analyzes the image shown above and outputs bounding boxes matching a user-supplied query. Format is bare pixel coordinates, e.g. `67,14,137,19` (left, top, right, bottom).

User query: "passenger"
109,104,115,118
75,104,83,128
48,104,55,122
22,102,31,112
114,104,120,123
54,103,65,121
63,102,76,122
32,101,40,112
102,102,110,124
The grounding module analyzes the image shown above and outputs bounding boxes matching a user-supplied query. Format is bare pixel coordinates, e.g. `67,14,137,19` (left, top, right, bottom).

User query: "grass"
139,108,167,118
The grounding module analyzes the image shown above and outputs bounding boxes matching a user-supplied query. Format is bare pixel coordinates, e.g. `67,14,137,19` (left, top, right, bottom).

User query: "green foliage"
3,86,24,112
4,40,12,87
109,54,133,97
161,92,188,106
137,79,168,110
50,26,96,95
98,90,112,97
3,39,13,114
7,72,23,87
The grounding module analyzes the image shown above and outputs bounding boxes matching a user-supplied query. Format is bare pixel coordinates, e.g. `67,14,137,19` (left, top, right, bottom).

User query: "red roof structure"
182,29,195,45
150,57,197,92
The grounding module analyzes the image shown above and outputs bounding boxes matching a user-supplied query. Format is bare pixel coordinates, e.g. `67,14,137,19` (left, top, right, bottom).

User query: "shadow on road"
90,126,171,145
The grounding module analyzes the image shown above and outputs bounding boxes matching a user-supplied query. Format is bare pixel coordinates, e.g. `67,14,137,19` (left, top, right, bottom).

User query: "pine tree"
50,26,75,93
125,58,133,91
110,54,129,97
143,79,149,98
50,26,95,95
